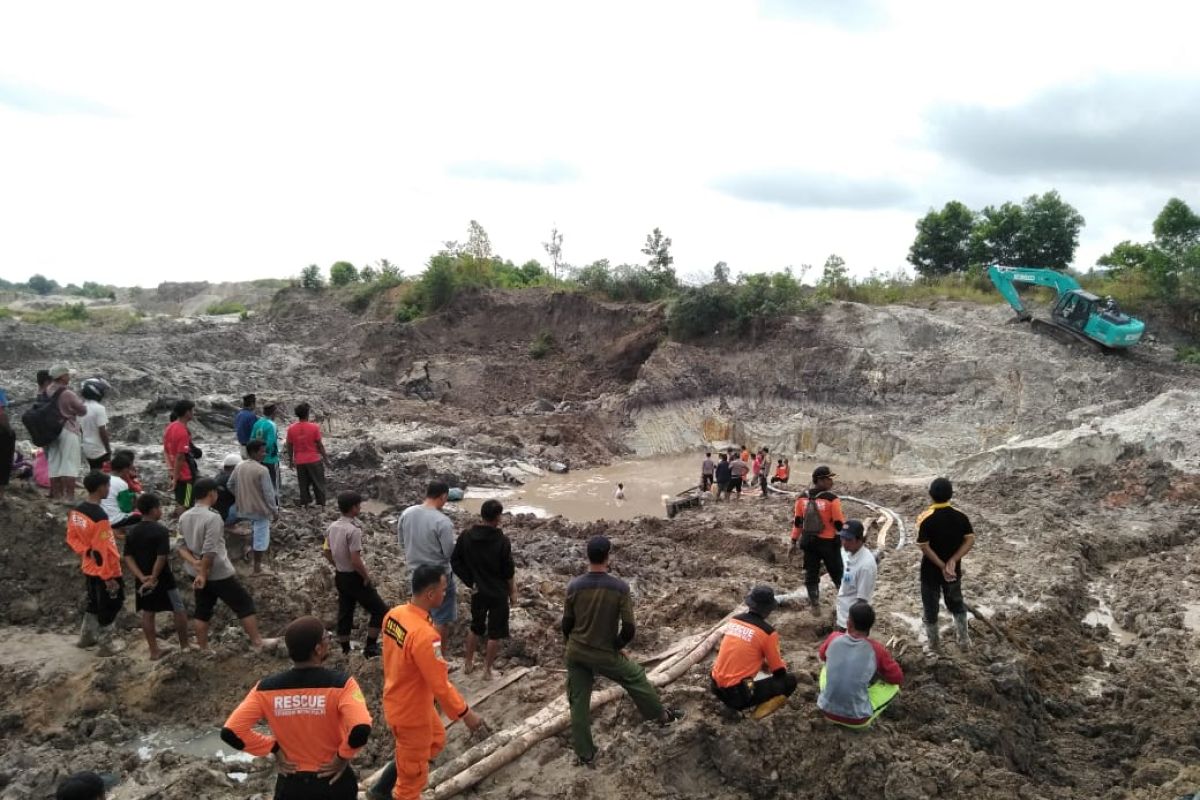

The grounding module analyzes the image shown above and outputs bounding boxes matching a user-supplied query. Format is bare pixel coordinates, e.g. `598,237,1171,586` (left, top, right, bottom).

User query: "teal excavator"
986,265,1145,350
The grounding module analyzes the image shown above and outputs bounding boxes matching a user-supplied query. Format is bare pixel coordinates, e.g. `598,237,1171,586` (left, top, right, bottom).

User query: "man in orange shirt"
65,471,124,655
789,465,846,614
381,564,485,800
710,586,798,718
222,616,372,799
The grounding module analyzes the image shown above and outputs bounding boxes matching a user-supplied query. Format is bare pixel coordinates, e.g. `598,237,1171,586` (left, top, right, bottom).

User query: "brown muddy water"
455,452,899,522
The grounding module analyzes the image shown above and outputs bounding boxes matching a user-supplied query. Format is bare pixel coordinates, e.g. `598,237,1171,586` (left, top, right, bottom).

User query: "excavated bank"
1,288,1199,799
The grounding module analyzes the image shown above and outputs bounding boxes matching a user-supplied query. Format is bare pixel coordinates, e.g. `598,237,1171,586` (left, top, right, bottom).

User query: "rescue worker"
770,458,789,486
710,586,798,718
563,535,682,766
817,601,903,728
66,471,124,655
789,465,846,615
381,564,485,800
221,616,373,799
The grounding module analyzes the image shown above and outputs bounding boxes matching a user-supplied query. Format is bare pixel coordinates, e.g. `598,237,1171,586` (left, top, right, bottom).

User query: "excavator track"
1030,318,1107,352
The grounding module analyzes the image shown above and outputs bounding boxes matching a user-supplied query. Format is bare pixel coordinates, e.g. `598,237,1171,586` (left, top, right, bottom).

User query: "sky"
2,0,1200,287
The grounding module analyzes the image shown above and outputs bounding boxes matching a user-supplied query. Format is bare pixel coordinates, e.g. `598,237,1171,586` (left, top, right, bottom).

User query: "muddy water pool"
454,452,899,522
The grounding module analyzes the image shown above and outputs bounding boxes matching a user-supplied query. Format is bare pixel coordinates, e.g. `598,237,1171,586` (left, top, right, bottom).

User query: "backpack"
21,388,66,447
799,489,833,550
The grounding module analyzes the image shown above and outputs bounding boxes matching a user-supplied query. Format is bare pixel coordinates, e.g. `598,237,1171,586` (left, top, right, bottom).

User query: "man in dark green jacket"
561,535,682,766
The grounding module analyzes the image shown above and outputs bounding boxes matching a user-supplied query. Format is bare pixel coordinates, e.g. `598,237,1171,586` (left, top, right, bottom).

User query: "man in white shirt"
836,520,877,631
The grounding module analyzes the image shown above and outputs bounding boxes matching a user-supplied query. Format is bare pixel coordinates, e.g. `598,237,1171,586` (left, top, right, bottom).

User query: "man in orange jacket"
65,471,124,655
222,616,372,799
710,585,798,718
789,465,846,614
381,564,485,800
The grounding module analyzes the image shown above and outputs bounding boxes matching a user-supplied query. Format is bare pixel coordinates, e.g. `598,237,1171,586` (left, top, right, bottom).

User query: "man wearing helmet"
80,378,113,471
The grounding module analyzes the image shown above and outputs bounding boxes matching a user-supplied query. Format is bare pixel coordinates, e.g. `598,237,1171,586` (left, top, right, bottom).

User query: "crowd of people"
16,366,978,800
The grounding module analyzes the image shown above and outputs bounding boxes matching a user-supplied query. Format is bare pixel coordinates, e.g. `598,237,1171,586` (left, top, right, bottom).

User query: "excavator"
987,265,1145,350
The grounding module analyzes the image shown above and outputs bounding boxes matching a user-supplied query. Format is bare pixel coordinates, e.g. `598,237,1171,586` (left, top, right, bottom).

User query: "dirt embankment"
2,288,1200,799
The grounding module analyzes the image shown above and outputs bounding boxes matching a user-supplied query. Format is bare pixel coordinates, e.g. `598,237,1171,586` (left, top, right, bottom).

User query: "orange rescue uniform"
774,464,789,481
66,503,121,579
382,602,470,800
789,493,845,542
221,667,373,772
711,614,788,688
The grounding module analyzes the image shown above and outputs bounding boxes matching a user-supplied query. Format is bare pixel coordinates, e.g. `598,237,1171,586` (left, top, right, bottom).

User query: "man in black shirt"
123,494,190,659
451,500,516,680
714,453,732,501
915,477,975,650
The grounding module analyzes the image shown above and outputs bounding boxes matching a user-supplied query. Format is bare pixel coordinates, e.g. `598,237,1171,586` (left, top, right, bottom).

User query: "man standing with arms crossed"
398,481,457,641
222,616,373,800
562,536,682,766
381,564,484,800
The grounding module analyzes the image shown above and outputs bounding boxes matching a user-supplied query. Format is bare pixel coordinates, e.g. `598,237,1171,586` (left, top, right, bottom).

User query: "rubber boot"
806,587,820,617
954,613,971,650
76,613,100,649
924,622,940,651
96,625,123,657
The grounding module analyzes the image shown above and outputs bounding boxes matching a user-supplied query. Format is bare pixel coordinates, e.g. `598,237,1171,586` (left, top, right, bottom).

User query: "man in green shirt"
249,403,281,493
561,536,682,766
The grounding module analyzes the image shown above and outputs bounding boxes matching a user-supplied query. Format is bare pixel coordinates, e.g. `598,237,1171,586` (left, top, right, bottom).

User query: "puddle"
1184,602,1200,633
455,453,896,522
130,729,255,763
360,499,393,516
1082,605,1136,646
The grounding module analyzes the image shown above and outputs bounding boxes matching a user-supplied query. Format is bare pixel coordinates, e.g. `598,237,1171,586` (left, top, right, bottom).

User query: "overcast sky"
2,0,1199,287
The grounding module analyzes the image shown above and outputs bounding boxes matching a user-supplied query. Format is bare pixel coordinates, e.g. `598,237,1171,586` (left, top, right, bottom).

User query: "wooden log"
429,610,739,799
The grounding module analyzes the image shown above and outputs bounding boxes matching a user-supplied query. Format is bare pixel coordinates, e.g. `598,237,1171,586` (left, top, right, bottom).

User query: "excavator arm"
986,265,1082,321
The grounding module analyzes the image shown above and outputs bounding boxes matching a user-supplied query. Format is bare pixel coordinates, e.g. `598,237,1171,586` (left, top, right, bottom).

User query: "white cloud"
0,0,1199,286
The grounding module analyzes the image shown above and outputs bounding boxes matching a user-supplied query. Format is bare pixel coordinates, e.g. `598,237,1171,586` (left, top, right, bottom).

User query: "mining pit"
1,287,1199,799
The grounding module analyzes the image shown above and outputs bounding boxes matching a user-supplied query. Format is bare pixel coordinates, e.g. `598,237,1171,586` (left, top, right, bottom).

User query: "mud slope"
1,289,1199,799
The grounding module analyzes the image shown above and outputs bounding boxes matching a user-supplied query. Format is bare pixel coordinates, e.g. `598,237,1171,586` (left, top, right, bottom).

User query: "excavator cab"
1053,290,1096,332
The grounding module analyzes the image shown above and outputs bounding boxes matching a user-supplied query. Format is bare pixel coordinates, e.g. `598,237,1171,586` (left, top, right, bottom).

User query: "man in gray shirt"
177,477,267,650
398,480,456,639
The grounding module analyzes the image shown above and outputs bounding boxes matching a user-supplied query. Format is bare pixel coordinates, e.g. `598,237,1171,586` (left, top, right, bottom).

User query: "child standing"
123,493,191,659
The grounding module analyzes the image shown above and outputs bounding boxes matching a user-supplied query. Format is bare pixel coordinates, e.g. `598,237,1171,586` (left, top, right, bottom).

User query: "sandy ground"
1,288,1199,799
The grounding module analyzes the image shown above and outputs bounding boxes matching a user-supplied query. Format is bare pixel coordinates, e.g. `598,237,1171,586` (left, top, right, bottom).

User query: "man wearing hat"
46,365,88,502
562,535,682,766
710,586,798,718
835,520,877,631
789,465,846,614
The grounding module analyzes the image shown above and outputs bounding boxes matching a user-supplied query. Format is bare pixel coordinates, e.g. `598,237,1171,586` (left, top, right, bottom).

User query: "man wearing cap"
818,601,903,728
916,477,975,650
710,586,798,718
562,535,682,765
835,520,877,632
46,365,87,502
789,465,846,613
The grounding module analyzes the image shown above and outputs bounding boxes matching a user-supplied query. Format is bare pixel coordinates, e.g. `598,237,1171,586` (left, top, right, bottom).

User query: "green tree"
712,261,730,285
1097,240,1154,275
466,220,493,262
642,227,674,271
1015,190,1085,269
970,202,1025,265
819,254,850,293
907,201,976,276
573,260,612,296
1152,198,1200,254
542,225,564,280
26,274,59,295
329,261,360,287
358,264,378,283
377,259,402,283
300,264,325,290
